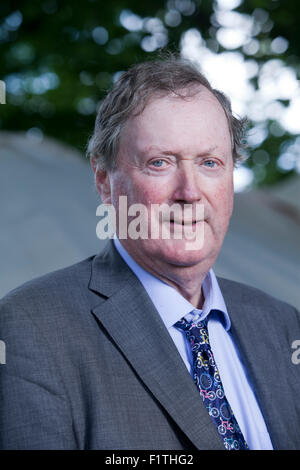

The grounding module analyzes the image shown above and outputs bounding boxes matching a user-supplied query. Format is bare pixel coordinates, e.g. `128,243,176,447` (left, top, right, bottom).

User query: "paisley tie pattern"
175,316,248,450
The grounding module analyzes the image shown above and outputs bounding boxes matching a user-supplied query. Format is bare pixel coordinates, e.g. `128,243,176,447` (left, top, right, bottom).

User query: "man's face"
99,86,234,273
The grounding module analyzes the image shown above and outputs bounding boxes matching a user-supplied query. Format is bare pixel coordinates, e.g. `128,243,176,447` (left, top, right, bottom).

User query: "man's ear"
90,156,111,204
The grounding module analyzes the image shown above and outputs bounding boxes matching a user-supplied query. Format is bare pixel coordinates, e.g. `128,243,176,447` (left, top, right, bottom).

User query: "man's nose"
173,163,203,203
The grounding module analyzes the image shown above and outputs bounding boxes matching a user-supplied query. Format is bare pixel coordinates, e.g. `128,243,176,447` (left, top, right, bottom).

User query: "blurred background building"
0,0,299,308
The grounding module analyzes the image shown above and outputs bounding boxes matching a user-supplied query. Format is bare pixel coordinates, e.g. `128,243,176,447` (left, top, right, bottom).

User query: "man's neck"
116,239,214,309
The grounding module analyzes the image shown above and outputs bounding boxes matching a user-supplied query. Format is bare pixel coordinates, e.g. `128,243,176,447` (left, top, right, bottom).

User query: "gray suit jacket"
1,241,300,450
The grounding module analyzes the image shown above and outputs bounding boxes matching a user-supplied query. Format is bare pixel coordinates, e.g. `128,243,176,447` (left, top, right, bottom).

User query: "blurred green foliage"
0,0,299,187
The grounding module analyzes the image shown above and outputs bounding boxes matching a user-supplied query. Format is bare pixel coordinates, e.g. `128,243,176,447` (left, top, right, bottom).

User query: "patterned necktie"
175,316,248,450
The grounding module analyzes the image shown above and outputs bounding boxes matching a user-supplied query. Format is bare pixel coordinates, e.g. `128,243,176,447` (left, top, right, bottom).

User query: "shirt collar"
113,236,231,331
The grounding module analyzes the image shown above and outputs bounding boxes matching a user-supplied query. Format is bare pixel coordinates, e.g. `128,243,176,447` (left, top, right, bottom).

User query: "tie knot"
174,317,207,332
174,318,189,332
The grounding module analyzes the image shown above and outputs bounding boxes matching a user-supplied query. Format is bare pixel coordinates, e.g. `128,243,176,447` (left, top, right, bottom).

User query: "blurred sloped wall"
0,131,103,296
215,179,300,309
1,131,299,310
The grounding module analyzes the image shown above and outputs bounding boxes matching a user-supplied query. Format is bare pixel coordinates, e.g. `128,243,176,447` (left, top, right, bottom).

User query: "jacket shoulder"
218,276,297,310
217,276,300,333
0,255,99,323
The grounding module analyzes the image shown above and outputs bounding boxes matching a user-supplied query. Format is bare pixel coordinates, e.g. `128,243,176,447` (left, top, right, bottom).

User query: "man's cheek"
214,183,233,207
210,193,233,225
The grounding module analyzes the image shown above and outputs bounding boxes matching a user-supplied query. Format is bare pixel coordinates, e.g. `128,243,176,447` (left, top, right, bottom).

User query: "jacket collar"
88,240,224,450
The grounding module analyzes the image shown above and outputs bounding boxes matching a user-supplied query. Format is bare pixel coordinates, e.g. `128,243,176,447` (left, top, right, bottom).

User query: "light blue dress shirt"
113,237,273,450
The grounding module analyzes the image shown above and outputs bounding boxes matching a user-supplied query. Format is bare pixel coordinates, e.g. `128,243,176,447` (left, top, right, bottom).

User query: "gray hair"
87,56,247,171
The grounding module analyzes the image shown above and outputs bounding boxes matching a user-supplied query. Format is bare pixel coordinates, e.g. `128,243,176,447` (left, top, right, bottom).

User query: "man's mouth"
169,219,203,225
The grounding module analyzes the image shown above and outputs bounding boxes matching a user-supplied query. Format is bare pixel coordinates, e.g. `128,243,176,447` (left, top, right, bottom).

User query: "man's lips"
168,219,204,225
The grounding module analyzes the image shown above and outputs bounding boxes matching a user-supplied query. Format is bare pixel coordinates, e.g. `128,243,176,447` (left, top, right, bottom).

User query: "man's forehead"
117,85,232,161
127,89,229,134
138,143,220,156
136,88,227,129
144,85,216,110
126,84,215,124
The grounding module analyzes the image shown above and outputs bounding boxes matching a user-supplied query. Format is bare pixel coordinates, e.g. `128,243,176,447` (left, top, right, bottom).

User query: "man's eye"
151,159,165,168
203,160,217,168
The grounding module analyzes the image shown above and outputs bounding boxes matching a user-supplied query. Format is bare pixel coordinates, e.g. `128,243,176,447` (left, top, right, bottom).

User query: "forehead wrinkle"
138,144,223,158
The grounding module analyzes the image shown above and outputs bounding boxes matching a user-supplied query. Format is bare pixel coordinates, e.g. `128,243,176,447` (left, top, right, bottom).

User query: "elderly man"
0,57,300,451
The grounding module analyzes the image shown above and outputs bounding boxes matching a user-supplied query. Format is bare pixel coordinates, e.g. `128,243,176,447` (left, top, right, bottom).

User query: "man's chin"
143,238,215,268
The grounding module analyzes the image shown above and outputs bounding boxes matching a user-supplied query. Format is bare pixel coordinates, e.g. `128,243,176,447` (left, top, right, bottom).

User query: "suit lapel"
89,242,223,450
